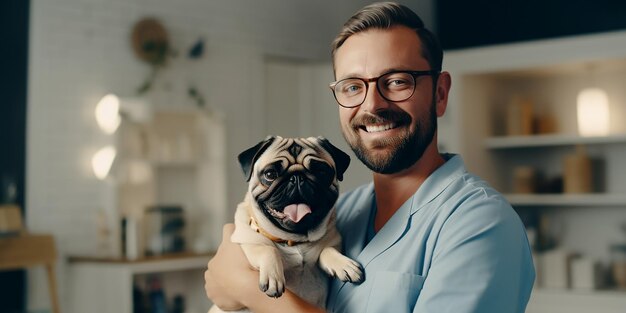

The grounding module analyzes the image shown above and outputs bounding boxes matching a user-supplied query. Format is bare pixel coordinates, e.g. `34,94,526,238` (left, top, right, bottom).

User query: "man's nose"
360,82,391,113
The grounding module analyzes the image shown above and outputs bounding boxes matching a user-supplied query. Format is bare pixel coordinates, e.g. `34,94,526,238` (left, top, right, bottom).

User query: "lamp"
95,94,121,134
576,87,609,137
92,146,117,180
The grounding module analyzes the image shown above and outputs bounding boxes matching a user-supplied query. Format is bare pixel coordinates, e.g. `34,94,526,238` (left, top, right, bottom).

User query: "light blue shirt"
327,154,535,313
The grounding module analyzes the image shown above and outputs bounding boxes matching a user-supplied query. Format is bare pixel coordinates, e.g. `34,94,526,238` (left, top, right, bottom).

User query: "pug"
209,136,364,313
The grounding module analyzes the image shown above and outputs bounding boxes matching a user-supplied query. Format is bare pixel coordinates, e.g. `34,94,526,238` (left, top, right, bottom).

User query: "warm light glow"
577,88,610,137
95,94,121,134
92,146,117,180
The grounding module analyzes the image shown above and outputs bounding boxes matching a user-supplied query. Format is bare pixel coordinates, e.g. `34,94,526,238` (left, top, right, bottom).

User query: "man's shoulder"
334,183,374,224
337,183,373,208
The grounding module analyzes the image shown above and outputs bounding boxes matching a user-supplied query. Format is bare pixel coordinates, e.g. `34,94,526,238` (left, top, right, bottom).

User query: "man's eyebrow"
336,68,413,80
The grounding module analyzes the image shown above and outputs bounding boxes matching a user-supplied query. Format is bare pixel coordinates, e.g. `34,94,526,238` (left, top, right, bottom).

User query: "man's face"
333,26,441,174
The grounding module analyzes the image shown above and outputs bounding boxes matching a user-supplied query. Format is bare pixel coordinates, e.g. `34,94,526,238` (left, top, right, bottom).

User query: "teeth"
365,123,395,133
267,206,286,218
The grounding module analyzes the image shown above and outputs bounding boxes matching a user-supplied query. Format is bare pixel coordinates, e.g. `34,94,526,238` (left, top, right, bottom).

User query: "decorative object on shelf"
610,243,626,289
541,248,576,289
96,209,115,257
171,294,185,313
148,275,168,313
121,216,141,260
570,257,604,290
612,224,626,289
563,146,593,193
144,205,186,256
506,96,534,136
535,113,558,134
512,166,537,194
577,87,610,137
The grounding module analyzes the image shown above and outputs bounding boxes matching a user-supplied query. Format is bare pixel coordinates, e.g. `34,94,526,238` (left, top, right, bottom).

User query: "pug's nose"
290,174,303,185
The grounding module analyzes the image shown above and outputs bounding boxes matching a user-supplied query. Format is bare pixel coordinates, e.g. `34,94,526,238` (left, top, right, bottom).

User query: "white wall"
26,0,434,310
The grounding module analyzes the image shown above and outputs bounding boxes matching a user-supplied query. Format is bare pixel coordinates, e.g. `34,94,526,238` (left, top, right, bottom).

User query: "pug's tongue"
283,204,312,223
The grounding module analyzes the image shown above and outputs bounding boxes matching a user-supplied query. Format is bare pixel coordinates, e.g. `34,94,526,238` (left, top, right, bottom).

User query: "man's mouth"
362,123,397,133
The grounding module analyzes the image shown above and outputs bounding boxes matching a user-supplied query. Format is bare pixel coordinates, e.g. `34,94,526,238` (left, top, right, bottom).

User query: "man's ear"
238,136,276,181
435,71,451,117
317,137,350,181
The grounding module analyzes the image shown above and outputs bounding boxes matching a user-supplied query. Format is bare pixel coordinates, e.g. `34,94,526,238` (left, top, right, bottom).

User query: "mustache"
350,109,411,128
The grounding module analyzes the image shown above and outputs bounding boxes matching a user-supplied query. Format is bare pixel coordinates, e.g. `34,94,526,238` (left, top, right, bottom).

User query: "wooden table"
0,234,60,313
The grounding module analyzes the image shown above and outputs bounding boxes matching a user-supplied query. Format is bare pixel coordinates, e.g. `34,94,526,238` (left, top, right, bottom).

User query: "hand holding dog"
206,224,328,313
205,223,254,311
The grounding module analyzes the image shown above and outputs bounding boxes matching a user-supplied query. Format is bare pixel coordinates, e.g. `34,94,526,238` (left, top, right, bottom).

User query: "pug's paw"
258,260,285,298
319,247,364,284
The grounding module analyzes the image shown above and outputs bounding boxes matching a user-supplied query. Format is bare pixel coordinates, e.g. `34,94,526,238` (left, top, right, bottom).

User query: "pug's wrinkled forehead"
254,137,334,175
238,136,350,183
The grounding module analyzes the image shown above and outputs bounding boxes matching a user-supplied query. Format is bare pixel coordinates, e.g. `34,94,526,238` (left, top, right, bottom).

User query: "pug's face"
239,136,350,234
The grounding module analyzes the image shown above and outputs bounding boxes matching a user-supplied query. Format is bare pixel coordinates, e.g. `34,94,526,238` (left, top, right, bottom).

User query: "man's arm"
204,224,326,313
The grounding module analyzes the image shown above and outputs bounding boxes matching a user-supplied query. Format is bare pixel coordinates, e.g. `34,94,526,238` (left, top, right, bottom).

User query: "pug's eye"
263,169,278,181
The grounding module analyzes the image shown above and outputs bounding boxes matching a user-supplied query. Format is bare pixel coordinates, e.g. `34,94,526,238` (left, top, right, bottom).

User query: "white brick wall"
26,0,434,310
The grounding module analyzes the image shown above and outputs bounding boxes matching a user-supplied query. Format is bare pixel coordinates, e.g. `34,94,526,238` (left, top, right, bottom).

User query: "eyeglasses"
329,70,440,108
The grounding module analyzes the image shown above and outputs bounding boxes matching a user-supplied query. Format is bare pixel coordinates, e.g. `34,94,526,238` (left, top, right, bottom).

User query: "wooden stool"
0,234,61,313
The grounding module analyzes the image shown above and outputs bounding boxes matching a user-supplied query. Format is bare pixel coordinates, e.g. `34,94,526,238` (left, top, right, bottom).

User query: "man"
204,2,535,312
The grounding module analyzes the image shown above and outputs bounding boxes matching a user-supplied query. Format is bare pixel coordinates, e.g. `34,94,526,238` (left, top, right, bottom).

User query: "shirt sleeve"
413,192,535,313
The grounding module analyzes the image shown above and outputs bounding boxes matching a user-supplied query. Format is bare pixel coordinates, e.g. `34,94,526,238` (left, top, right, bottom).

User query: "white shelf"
69,252,213,313
528,288,626,313
69,252,213,274
526,288,626,313
504,194,626,207
485,133,626,149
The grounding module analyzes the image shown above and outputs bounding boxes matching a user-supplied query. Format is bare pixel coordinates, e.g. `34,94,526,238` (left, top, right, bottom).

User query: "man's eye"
337,80,364,96
389,79,408,86
343,84,362,94
263,170,278,181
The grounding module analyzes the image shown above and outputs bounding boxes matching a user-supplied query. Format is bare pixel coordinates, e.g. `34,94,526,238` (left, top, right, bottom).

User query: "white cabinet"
77,105,225,313
443,30,626,312
109,105,227,257
68,253,212,313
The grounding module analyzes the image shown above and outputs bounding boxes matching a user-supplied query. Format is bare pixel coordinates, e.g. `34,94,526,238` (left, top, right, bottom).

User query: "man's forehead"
333,26,427,79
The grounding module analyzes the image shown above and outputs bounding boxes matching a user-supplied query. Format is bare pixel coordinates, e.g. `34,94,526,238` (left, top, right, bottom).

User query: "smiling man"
204,2,535,313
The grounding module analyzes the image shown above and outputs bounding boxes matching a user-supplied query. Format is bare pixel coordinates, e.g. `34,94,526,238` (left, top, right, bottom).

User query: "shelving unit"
82,104,226,313
485,133,626,149
504,193,626,207
527,288,626,313
68,252,213,313
112,105,227,255
443,30,626,312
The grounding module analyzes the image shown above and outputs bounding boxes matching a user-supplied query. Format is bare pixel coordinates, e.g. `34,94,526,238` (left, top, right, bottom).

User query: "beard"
342,103,437,174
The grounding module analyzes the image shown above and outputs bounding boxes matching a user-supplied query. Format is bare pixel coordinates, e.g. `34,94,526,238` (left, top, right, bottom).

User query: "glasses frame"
329,70,440,108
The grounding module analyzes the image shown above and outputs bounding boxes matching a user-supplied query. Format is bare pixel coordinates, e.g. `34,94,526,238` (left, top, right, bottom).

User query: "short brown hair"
331,2,443,71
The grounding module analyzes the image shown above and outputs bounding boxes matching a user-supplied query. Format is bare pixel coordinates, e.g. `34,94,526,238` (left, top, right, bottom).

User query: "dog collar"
248,216,304,246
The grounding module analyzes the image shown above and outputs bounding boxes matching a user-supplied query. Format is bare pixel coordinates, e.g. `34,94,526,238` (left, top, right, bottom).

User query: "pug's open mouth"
265,203,312,223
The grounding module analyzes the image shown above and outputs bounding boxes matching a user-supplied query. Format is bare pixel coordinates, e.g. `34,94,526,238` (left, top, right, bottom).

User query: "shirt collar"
407,153,466,215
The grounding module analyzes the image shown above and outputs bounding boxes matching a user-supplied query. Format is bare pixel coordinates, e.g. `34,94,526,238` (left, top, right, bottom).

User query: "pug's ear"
317,137,350,181
238,136,276,181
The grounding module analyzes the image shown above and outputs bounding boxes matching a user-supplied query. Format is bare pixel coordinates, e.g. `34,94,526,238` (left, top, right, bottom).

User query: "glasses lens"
333,79,366,107
378,72,416,102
